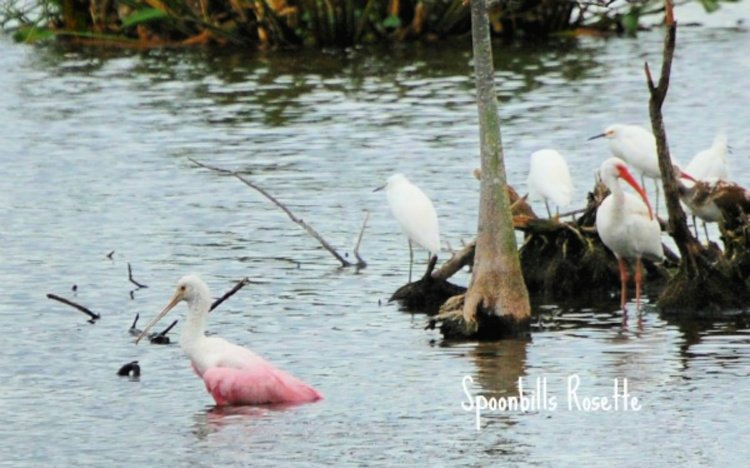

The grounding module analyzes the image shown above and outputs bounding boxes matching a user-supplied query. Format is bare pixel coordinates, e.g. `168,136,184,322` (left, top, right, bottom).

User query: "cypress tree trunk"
438,0,530,339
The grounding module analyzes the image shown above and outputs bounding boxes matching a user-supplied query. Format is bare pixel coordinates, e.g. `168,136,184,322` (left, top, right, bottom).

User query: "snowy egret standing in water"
375,173,440,282
589,124,667,212
596,158,664,312
526,149,574,218
136,275,322,406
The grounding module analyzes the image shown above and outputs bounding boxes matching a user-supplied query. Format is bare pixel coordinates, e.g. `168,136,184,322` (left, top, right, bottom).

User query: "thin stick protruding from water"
128,263,148,289
353,210,369,268
47,293,100,321
210,277,251,312
189,157,354,268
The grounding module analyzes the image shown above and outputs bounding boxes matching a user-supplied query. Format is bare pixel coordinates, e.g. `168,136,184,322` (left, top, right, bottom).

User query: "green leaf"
699,0,720,13
621,11,639,35
121,8,169,28
12,26,55,43
382,15,401,29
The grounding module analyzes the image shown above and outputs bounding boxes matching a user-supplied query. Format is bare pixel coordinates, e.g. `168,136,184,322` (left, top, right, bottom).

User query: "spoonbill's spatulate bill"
136,275,322,406
596,157,664,311
526,149,574,218
375,173,440,282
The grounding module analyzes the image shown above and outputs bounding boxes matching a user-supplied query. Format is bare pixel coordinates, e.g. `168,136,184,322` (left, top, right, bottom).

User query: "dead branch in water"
127,263,148,289
353,210,369,268
189,158,354,268
46,293,100,321
432,241,475,281
210,277,251,312
645,0,750,313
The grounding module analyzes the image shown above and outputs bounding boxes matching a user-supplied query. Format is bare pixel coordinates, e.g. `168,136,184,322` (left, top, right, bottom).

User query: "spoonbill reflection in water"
136,275,322,406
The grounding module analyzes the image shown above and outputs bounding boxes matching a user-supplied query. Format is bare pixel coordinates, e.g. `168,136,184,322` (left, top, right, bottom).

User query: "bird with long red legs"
596,157,664,312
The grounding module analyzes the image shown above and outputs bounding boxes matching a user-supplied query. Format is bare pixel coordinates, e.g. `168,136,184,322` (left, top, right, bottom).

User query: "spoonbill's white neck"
181,292,211,348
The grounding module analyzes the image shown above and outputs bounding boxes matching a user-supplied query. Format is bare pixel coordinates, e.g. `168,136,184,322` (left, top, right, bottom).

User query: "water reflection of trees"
26,38,605,128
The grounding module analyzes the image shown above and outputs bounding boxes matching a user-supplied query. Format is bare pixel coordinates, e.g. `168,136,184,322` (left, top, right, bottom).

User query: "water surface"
1,24,749,466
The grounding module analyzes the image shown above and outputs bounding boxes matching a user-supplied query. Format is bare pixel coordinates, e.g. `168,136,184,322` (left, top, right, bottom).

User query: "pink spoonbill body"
596,157,664,311
136,275,322,406
526,148,574,218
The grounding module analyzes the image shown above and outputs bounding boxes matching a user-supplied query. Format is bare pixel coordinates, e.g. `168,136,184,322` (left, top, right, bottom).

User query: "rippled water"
1,23,749,466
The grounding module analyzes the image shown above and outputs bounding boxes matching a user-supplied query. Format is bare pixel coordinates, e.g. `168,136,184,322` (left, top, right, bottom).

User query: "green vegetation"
0,0,739,47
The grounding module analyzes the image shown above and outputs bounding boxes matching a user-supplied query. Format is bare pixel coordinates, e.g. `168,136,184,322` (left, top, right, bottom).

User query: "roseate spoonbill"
589,124,668,212
374,173,440,282
596,157,664,311
135,275,322,406
526,149,574,218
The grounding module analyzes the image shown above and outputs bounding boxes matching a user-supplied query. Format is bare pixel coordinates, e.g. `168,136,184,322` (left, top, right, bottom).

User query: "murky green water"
1,23,749,466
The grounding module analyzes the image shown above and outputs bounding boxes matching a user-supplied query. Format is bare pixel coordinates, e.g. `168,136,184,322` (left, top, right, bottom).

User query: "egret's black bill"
588,133,606,141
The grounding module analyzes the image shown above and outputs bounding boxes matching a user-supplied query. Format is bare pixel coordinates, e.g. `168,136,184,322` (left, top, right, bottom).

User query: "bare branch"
353,210,369,268
190,158,353,268
127,263,148,289
47,293,100,321
210,277,251,312
432,240,475,281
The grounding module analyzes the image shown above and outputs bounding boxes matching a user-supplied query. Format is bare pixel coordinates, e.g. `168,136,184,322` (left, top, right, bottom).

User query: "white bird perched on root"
375,173,440,283
596,157,664,312
526,148,574,218
683,133,730,241
589,123,669,213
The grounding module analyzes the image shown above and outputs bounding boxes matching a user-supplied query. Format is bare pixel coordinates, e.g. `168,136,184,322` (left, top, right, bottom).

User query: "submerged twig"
353,210,369,268
210,277,251,312
150,319,178,344
127,263,148,289
128,313,140,336
189,158,353,267
46,293,100,321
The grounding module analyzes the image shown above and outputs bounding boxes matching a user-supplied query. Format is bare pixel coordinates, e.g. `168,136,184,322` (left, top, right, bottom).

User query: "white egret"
596,157,664,311
589,124,668,212
375,173,440,282
686,133,729,181
683,133,730,241
526,149,574,218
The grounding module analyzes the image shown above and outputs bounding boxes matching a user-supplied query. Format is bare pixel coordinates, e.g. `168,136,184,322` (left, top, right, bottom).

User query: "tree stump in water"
389,256,466,315
519,183,672,304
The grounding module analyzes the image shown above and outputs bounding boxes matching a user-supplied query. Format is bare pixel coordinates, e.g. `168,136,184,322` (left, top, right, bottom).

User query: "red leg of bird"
618,257,629,312
635,257,643,311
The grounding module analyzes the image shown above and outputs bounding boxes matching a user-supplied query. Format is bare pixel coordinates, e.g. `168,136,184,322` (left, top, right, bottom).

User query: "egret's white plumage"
682,133,729,241
686,133,729,181
376,173,440,281
136,275,322,406
596,157,663,311
527,149,574,217
591,124,661,179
